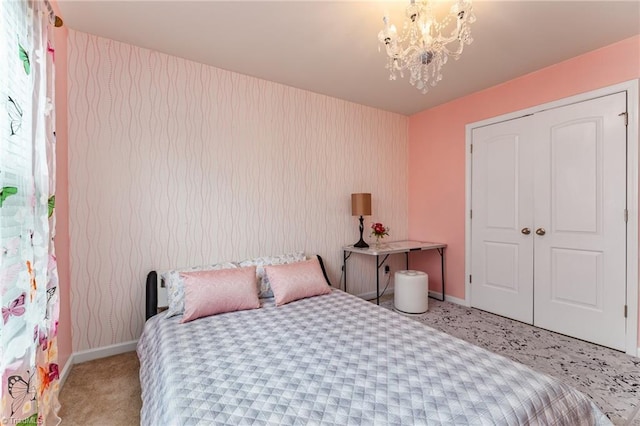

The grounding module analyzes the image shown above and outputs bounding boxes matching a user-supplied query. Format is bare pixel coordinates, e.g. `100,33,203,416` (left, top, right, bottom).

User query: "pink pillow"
265,258,332,306
180,266,260,323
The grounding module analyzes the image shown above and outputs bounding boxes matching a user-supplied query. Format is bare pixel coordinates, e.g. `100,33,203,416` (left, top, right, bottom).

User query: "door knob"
535,228,546,236
521,227,531,235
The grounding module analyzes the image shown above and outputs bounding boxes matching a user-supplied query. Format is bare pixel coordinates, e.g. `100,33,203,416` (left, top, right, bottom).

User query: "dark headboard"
145,270,159,321
145,255,332,320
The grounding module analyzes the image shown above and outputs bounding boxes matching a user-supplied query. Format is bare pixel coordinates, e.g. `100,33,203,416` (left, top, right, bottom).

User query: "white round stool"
394,270,428,314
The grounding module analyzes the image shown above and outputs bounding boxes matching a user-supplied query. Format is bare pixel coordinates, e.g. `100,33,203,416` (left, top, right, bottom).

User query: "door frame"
465,79,639,356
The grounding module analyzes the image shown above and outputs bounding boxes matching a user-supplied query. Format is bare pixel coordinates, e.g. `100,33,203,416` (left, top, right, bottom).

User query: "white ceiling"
58,1,640,116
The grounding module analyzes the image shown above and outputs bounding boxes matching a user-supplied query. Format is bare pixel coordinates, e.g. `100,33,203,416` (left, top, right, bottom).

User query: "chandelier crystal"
378,0,475,94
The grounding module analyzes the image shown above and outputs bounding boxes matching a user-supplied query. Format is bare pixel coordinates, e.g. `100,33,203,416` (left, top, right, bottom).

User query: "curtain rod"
42,0,64,27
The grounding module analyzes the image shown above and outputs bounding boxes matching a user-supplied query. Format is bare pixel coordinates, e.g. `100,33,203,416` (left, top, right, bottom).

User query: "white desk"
342,240,447,305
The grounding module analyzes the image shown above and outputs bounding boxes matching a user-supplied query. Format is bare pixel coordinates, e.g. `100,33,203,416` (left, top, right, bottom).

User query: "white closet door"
470,117,535,323
532,92,627,350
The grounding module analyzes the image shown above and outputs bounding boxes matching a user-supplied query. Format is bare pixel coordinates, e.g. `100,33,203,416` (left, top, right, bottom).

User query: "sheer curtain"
1,0,60,424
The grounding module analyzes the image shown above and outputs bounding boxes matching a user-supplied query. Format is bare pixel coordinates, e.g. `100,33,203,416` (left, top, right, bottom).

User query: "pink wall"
52,0,72,372
408,35,640,337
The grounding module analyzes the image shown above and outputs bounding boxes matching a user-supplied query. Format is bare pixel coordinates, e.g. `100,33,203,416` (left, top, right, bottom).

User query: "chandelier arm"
377,0,475,94
439,40,465,58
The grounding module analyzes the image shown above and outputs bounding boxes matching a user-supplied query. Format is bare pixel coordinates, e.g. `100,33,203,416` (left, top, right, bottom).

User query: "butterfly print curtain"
1,0,61,424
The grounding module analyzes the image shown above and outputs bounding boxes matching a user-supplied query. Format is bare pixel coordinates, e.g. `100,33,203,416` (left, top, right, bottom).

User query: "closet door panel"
552,124,599,233
533,92,627,351
470,117,534,323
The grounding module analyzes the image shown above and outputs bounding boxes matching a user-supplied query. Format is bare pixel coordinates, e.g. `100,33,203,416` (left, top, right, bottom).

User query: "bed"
137,256,611,425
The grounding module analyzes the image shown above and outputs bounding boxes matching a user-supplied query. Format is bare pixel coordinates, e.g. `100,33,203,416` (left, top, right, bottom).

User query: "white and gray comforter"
137,290,611,425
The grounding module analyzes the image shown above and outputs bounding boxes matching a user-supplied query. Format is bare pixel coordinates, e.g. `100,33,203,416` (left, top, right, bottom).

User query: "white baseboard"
356,288,394,301
428,290,442,301
428,291,468,306
59,340,138,390
355,289,467,307
59,353,75,389
73,340,138,364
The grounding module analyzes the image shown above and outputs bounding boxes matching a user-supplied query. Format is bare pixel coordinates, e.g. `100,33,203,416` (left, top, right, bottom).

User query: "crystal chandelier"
378,0,475,94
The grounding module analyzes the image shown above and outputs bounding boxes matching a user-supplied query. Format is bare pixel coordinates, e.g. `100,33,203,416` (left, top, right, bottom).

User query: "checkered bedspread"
137,290,611,425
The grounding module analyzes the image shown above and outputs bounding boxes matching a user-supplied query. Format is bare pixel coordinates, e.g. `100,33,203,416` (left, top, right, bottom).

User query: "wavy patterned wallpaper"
67,30,409,351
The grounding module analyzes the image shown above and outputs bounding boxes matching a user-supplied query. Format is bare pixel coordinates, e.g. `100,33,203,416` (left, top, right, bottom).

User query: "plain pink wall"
408,35,640,337
52,1,72,372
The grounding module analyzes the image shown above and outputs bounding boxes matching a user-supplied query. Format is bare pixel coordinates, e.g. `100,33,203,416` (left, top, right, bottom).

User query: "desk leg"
374,254,390,305
343,250,348,293
376,254,380,305
437,248,445,302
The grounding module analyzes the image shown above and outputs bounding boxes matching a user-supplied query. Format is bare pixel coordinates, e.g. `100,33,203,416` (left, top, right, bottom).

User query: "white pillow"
238,252,306,298
162,261,237,317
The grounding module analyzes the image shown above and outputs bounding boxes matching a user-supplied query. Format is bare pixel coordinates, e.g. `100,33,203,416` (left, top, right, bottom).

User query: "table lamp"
351,193,372,248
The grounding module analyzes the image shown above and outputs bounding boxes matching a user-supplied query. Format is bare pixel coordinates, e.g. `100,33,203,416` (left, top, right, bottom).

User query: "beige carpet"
59,352,141,425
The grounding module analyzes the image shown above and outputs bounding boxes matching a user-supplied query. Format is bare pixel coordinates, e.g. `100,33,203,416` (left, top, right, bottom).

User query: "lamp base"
354,238,369,249
354,215,369,248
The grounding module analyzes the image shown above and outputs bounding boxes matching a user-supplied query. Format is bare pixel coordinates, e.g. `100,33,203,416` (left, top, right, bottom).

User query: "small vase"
375,236,383,249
